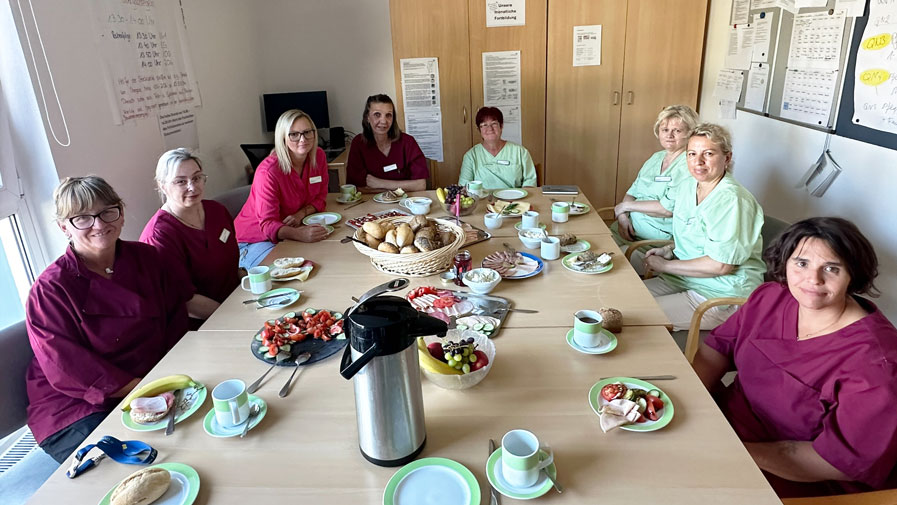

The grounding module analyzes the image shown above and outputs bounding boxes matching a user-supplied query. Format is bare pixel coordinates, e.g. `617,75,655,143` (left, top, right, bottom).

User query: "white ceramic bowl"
421,331,495,390
461,268,501,294
518,228,544,249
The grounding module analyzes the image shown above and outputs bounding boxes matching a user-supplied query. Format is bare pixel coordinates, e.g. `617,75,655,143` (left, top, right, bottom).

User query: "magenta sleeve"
252,162,286,243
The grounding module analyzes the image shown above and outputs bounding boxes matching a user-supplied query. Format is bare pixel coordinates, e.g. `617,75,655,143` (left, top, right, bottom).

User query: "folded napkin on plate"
598,398,641,433
487,200,531,215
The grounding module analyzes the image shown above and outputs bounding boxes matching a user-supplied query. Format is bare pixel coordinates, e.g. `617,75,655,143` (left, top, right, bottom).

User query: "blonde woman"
234,109,330,268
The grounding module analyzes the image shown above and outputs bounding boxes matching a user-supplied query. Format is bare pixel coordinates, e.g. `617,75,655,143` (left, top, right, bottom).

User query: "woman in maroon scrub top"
26,176,190,463
346,94,429,193
140,149,240,329
693,217,897,497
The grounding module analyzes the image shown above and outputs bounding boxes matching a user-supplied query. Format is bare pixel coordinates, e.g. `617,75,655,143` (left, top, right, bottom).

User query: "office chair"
239,144,274,184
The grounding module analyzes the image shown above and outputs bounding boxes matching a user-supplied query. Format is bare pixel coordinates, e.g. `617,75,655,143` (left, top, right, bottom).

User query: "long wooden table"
27,189,780,504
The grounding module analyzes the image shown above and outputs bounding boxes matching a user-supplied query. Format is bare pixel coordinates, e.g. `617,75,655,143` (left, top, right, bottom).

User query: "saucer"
383,457,480,505
566,328,617,355
336,194,361,204
202,395,267,438
485,448,556,500
514,222,547,231
302,211,341,225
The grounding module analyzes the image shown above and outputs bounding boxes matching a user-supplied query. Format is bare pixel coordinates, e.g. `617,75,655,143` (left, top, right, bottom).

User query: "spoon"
341,236,368,246
240,403,262,438
279,352,312,397
247,353,289,393
542,467,564,494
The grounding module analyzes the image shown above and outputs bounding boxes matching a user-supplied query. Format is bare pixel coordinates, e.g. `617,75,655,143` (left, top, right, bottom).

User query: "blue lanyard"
66,436,157,478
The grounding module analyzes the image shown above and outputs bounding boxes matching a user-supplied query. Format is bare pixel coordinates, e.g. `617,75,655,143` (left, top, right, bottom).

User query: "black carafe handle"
339,341,382,380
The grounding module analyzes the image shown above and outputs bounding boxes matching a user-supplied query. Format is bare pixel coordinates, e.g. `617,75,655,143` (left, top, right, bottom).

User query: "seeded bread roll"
362,221,385,240
409,215,429,233
414,236,437,252
415,227,436,242
598,307,623,333
110,467,171,505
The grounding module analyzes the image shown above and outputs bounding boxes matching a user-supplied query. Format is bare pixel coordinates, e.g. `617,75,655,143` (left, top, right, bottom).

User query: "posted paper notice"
486,0,525,27
573,25,601,67
713,68,746,101
852,0,897,134
781,68,839,126
744,63,770,111
400,57,444,162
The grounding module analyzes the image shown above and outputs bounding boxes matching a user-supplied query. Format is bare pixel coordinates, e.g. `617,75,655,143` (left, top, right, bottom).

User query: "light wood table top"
27,326,779,504
200,233,669,332
326,190,611,238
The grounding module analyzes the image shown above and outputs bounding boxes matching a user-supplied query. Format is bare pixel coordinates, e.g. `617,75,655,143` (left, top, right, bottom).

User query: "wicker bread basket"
353,216,465,276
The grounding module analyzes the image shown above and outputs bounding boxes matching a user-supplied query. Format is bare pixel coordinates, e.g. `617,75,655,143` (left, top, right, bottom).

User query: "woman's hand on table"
283,205,316,227
293,225,329,243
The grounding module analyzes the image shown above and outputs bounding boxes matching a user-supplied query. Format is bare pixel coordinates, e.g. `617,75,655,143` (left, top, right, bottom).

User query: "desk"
27,327,780,504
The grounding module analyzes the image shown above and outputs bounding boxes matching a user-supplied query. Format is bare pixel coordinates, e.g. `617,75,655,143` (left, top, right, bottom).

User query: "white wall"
701,0,897,320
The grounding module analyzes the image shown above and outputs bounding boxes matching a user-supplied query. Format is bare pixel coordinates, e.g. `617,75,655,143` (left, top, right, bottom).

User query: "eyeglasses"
68,206,122,230
288,129,316,141
478,121,501,130
169,174,208,187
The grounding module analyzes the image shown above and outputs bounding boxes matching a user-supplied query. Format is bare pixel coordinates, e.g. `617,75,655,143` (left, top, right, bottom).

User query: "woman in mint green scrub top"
458,107,537,190
642,123,765,331
612,105,699,243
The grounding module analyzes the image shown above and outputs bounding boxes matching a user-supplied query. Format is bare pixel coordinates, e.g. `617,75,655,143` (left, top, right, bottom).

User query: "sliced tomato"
321,335,333,341
302,312,313,322
319,310,331,320
645,399,659,421
645,394,664,411
330,323,343,336
636,414,647,423
267,344,278,355
433,296,456,309
600,383,627,402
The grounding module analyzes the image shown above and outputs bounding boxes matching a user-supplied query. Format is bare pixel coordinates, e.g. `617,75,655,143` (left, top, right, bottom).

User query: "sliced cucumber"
284,311,296,319
254,333,263,341
648,389,661,398
332,312,343,320
256,347,267,354
456,324,468,331
483,323,495,331
636,397,647,413
264,352,276,359
305,308,317,315
279,344,291,352
622,388,635,401
336,334,347,340
473,323,485,331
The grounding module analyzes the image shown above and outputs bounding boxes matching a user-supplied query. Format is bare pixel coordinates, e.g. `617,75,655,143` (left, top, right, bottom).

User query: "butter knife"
488,439,501,505
165,389,180,436
599,375,676,381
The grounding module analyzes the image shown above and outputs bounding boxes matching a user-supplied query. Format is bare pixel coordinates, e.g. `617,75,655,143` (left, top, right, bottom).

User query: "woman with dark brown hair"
693,217,897,497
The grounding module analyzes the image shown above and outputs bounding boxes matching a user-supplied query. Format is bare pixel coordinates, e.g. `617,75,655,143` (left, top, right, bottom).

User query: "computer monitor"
262,91,330,132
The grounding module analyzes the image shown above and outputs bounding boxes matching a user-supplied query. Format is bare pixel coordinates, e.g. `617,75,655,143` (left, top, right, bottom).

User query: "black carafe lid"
346,296,448,356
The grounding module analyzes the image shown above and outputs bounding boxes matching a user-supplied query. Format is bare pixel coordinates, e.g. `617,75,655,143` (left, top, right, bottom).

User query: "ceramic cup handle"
537,445,554,471
241,276,251,291
229,400,242,425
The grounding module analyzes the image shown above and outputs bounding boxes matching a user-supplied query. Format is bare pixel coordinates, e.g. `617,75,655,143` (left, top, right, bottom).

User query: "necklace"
164,203,204,230
801,304,847,339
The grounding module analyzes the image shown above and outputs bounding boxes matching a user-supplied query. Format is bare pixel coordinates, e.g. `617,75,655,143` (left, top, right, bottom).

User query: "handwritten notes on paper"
744,63,770,111
781,69,839,125
852,0,897,134
573,25,602,67
483,51,523,145
486,0,525,27
714,69,746,101
400,58,444,162
92,0,199,124
787,10,847,71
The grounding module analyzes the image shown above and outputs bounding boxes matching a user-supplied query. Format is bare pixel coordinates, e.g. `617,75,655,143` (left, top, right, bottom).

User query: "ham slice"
130,391,175,415
598,399,641,433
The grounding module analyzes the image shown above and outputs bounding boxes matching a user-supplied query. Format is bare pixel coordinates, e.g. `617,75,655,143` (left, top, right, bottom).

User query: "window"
0,215,30,328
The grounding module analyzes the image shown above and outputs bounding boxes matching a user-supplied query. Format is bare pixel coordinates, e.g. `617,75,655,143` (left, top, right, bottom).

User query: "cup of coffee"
501,429,554,488
540,236,560,260
212,379,250,428
401,196,432,215
241,266,272,294
484,212,503,229
467,180,484,196
522,211,540,229
340,184,358,200
551,202,570,223
573,310,607,348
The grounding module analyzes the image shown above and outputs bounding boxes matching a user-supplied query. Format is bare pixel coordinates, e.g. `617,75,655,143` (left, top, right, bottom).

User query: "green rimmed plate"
121,383,207,431
561,253,613,274
97,462,200,505
560,239,591,254
569,202,591,215
566,328,617,355
302,211,342,225
202,395,267,438
588,377,675,432
485,448,556,500
513,222,547,232
492,188,528,200
255,288,301,309
383,457,480,505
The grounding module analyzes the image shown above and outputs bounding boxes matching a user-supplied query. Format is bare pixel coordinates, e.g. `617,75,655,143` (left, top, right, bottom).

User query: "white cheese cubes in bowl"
461,267,501,295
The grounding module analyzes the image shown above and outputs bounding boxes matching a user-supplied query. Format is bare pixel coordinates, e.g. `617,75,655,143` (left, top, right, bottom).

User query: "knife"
599,375,676,381
488,439,501,505
165,389,180,436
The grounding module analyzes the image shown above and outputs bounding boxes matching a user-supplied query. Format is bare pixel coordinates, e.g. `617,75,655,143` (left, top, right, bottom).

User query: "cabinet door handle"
613,91,620,105
626,91,634,105
463,106,468,124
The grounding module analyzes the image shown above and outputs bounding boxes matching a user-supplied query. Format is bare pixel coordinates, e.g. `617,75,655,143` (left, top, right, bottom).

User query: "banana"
436,187,446,203
121,374,197,411
417,337,462,375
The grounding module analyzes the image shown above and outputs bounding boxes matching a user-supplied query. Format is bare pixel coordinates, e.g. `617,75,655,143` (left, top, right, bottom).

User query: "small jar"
453,250,472,286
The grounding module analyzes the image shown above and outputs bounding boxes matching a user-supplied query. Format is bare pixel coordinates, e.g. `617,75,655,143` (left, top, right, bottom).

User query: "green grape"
443,352,452,361
469,354,478,363
462,363,471,374
462,348,470,356
446,358,457,367
454,363,463,370
453,353,462,361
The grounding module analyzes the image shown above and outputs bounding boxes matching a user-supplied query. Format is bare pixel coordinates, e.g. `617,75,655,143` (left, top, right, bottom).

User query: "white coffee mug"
551,202,570,223
540,236,560,260
241,266,272,294
501,429,554,488
484,212,503,229
522,211,540,229
401,197,432,215
212,379,250,428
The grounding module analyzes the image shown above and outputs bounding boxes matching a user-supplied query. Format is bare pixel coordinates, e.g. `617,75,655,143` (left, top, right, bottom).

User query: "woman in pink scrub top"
234,109,330,269
694,217,897,497
26,176,190,463
346,94,429,193
140,149,240,329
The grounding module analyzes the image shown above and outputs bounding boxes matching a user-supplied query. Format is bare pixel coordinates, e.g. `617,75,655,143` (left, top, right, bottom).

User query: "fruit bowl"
420,331,495,390
440,194,479,216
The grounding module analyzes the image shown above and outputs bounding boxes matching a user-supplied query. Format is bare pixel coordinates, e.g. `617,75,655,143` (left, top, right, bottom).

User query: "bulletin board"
728,1,855,132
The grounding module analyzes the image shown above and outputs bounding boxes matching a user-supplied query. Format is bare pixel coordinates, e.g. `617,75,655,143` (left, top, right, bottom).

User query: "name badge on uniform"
383,163,398,173
309,176,322,184
654,176,672,182
219,229,231,243
497,160,511,166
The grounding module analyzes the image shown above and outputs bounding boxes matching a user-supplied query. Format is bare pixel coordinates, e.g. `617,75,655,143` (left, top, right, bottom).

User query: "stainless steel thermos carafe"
339,295,447,466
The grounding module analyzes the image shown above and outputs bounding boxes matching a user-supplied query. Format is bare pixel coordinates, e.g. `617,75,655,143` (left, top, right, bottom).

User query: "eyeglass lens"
171,174,207,186
288,129,316,141
70,206,122,230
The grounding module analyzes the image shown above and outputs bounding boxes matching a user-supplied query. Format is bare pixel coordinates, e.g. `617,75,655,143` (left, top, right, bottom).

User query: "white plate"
302,212,341,225
373,192,406,204
383,457,480,505
560,239,591,253
492,188,528,200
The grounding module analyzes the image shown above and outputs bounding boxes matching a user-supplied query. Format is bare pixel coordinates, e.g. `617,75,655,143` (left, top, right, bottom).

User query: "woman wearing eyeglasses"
25,176,190,463
234,109,330,268
458,107,536,190
140,149,240,328
346,94,429,193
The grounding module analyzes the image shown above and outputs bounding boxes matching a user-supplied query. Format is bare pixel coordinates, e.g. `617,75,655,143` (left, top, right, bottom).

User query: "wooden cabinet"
545,0,708,207
389,0,547,188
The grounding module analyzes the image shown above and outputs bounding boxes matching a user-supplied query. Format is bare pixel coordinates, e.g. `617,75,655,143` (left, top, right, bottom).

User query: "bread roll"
396,224,414,248
385,229,399,247
381,221,396,233
362,221,385,240
110,467,171,505
438,231,455,247
598,307,623,333
400,245,420,254
378,242,399,254
414,236,437,252
409,215,429,233
364,234,381,249
415,227,436,242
